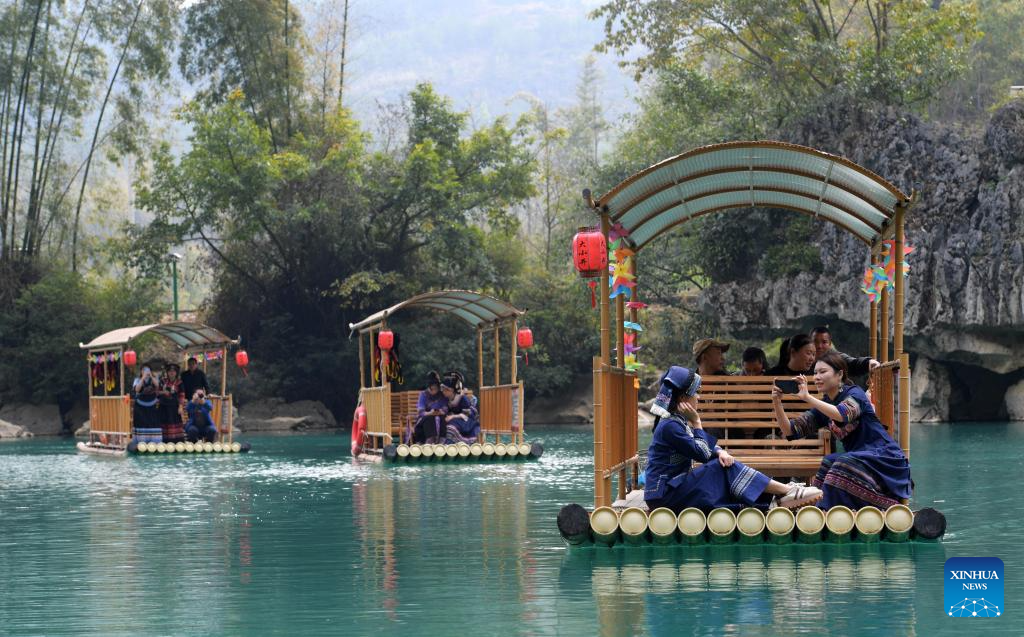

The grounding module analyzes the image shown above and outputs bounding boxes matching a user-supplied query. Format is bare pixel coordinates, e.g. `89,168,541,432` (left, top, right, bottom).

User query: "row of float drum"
129,441,251,454
383,441,544,462
558,503,947,546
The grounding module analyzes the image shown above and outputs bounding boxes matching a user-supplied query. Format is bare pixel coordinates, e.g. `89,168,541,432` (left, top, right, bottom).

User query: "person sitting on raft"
767,333,817,375
810,325,880,376
132,366,163,443
441,371,480,444
185,389,218,443
644,366,823,513
413,371,448,444
772,351,911,510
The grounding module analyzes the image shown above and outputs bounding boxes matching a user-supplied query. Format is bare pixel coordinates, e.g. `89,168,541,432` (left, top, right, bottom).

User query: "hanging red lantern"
377,330,394,368
235,350,250,376
517,327,533,349
572,228,607,277
517,327,533,366
123,350,137,367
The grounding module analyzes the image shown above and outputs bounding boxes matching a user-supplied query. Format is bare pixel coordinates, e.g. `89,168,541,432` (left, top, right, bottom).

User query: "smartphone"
774,379,800,394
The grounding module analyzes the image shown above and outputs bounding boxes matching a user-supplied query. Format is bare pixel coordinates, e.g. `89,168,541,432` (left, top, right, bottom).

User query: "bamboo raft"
358,441,544,463
557,503,946,547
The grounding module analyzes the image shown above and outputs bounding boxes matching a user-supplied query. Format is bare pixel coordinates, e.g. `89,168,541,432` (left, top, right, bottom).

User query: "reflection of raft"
556,503,945,547
375,441,544,462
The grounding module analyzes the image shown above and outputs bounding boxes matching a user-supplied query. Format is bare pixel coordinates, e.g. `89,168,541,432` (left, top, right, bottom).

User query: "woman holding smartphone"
413,371,449,444
772,351,911,509
644,366,823,513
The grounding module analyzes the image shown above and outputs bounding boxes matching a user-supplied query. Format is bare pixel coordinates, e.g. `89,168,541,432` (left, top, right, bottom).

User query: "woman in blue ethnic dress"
441,371,480,444
772,351,911,509
644,366,822,513
413,371,449,444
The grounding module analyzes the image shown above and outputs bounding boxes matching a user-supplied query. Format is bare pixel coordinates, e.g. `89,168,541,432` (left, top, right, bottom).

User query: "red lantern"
572,228,607,277
377,330,394,368
235,350,249,368
517,327,533,366
123,350,137,367
517,327,533,349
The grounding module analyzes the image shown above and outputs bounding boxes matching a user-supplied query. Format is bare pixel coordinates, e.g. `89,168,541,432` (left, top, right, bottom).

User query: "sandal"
776,485,823,509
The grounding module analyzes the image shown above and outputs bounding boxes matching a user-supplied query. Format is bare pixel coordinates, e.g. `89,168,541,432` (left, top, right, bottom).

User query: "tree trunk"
71,0,143,272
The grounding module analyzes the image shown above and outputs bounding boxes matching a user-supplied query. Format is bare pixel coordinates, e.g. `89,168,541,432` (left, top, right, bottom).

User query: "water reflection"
564,543,942,637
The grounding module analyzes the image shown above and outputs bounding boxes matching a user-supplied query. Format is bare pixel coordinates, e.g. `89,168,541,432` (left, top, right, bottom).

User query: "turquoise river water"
0,423,1021,636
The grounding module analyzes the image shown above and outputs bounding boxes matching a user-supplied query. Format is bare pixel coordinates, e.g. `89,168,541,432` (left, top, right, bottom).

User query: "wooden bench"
698,375,832,481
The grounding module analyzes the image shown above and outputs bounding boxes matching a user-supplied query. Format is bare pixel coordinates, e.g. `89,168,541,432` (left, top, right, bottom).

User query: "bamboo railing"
593,359,639,507
361,385,393,452
88,396,131,447
869,354,911,459
479,382,524,444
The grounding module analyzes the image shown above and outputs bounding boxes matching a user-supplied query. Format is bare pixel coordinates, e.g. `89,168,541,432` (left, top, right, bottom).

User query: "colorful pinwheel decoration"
860,239,914,302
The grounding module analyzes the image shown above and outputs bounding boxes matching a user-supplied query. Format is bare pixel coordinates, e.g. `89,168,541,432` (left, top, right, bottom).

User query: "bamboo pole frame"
894,203,906,357
879,287,890,363
477,328,484,391
899,352,911,459
368,327,377,387
493,321,501,386
358,333,365,389
600,213,611,366
869,253,878,361
220,347,228,395
510,319,518,384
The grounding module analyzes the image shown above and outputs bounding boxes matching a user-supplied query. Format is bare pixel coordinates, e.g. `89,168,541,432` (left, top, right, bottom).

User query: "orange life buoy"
351,404,367,456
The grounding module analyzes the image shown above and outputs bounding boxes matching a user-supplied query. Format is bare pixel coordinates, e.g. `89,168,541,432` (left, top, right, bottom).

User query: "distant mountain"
340,0,637,121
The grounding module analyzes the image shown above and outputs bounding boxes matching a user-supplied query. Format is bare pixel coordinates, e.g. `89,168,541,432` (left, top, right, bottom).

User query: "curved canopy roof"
595,140,911,249
81,322,236,351
349,290,524,331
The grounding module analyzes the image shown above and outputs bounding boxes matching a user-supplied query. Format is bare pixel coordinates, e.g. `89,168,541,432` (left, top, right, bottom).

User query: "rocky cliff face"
701,101,1024,421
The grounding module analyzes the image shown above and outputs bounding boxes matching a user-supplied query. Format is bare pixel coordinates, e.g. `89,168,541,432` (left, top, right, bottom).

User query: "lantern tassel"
588,280,597,308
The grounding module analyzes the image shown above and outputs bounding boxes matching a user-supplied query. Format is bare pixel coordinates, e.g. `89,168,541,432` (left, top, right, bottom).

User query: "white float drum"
707,508,737,544
765,507,795,544
647,507,679,545
590,506,621,546
677,507,707,544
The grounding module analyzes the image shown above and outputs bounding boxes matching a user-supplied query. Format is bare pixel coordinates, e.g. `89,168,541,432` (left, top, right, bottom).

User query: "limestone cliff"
700,101,1024,421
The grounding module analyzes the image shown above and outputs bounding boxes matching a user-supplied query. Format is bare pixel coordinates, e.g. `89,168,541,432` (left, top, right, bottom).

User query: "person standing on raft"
644,366,823,513
772,351,911,510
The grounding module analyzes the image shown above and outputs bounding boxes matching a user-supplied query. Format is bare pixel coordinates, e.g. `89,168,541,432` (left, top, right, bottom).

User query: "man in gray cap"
693,338,730,377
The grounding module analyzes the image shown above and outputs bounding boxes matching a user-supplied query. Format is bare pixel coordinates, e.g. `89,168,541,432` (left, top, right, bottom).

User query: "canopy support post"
600,212,611,366
879,288,890,363
869,254,878,361
368,327,377,387
510,319,518,383
615,297,625,368
358,333,365,389
894,202,906,358
493,321,501,386
477,328,484,390
221,347,228,395
119,346,125,397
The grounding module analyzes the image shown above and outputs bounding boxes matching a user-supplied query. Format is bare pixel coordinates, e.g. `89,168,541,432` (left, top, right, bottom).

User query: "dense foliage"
2,0,1022,420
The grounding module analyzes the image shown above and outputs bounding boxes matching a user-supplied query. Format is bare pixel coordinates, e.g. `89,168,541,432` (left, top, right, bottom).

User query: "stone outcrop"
0,419,34,439
236,398,338,432
0,403,64,435
700,100,1024,421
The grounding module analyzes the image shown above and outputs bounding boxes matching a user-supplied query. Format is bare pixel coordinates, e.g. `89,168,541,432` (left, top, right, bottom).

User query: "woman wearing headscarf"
131,366,163,444
158,363,186,443
413,371,449,444
441,371,480,444
644,366,822,513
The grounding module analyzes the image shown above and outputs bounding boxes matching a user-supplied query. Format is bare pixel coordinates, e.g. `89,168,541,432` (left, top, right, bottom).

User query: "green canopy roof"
349,290,524,331
81,322,236,351
596,140,911,249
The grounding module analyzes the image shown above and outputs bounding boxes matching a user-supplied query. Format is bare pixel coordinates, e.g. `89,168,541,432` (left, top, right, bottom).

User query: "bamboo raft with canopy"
77,321,250,457
554,140,946,546
348,290,544,463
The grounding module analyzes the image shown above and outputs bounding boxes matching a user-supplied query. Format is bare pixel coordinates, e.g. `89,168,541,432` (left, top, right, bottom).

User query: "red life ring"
351,404,367,456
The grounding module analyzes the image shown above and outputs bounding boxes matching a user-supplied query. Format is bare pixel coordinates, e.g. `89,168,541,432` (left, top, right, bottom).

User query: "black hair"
441,370,464,391
810,325,831,337
775,337,791,371
816,351,855,386
426,370,441,388
741,347,767,369
789,333,813,354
